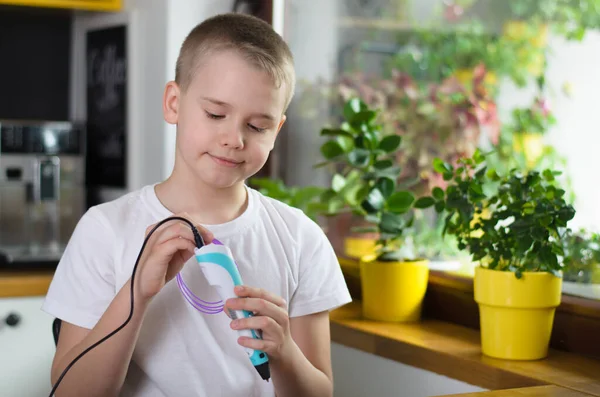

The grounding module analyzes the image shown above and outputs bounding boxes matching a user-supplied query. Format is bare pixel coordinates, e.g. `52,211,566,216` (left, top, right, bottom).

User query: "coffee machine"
0,119,86,268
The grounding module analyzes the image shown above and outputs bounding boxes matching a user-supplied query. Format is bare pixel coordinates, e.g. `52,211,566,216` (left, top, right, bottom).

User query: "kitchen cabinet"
0,296,56,397
0,0,121,12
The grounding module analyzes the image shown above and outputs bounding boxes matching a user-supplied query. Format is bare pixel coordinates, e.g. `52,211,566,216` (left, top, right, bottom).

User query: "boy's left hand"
225,285,293,361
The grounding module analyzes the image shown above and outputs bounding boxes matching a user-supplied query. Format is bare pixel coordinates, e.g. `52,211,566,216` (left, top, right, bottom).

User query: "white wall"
163,0,234,180
331,343,486,397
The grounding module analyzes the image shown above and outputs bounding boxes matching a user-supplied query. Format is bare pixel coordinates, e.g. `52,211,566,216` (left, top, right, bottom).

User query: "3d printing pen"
194,241,271,381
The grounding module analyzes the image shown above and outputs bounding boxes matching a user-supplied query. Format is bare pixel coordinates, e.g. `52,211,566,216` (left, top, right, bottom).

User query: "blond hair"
175,13,295,112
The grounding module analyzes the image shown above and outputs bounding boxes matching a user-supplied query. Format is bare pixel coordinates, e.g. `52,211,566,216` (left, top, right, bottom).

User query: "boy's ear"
275,114,287,136
163,81,180,125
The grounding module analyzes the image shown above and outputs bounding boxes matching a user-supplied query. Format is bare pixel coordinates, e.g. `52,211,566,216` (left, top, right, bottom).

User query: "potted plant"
318,97,436,322
427,150,575,360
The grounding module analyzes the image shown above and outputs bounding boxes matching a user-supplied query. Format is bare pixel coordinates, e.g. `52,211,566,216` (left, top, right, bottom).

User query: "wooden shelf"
330,302,600,396
0,270,54,298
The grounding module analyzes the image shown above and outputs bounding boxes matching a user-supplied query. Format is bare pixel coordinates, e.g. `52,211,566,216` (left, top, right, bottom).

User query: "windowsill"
338,256,600,361
330,301,600,396
563,281,600,301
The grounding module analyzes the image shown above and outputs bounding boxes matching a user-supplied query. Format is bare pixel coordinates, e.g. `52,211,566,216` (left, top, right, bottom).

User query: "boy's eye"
205,111,224,120
248,124,266,133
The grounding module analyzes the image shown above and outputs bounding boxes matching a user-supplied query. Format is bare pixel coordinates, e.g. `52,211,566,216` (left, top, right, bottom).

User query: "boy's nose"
219,128,244,149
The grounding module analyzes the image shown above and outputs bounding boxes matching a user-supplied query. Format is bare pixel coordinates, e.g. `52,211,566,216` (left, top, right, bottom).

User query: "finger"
226,297,289,327
155,237,196,262
237,336,277,355
173,212,214,245
231,315,282,337
234,286,286,308
153,222,196,245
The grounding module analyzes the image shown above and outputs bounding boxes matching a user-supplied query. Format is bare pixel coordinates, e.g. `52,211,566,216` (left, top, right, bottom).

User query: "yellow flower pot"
474,266,562,360
360,256,429,322
344,237,377,259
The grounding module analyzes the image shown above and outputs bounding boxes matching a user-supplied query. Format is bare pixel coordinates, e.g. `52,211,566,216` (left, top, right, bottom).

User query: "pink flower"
533,96,551,117
444,3,464,22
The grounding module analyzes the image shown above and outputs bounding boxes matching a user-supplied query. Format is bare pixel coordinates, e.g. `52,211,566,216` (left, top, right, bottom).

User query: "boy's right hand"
136,213,213,300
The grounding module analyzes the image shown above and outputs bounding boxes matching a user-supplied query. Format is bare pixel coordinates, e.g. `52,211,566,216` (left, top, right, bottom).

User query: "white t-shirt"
42,184,352,397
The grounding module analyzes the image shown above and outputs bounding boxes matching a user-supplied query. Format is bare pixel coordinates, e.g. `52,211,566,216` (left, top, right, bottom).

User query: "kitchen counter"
0,270,54,298
330,302,600,397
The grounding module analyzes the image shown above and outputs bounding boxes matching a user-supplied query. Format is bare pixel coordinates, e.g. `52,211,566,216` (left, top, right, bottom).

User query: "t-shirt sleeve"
288,217,352,318
41,206,117,329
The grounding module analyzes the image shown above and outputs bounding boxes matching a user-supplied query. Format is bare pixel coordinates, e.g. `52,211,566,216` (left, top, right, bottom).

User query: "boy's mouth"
209,154,243,168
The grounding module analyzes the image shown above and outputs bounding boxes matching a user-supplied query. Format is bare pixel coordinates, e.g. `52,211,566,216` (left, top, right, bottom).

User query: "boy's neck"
154,175,248,225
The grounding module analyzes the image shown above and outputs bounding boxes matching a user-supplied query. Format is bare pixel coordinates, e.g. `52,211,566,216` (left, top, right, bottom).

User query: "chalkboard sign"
86,25,127,188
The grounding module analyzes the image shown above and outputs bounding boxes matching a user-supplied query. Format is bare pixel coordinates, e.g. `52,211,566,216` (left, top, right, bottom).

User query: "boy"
42,12,351,397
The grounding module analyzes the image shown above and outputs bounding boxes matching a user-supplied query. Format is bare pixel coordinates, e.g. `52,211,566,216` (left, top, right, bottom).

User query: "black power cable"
49,216,204,396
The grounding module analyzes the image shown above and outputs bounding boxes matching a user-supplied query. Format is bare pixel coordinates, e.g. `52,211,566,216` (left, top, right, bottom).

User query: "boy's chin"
199,172,249,190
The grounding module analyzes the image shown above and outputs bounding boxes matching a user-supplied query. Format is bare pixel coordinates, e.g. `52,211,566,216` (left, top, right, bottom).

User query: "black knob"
5,312,20,327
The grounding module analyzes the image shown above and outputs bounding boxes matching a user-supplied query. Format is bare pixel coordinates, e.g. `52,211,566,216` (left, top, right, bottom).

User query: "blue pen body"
194,244,270,380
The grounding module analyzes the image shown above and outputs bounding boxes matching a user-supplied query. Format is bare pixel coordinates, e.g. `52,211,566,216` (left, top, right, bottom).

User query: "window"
268,0,600,303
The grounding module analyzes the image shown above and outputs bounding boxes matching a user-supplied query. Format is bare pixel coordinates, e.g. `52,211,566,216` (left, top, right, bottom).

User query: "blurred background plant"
249,178,325,222
263,0,598,279
561,228,600,283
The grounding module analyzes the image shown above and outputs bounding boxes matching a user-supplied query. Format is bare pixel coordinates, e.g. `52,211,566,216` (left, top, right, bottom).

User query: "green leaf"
414,196,436,209
376,177,395,198
380,212,405,234
374,159,394,170
320,141,344,159
386,191,415,213
362,129,379,150
352,110,377,124
365,166,402,180
558,206,576,222
543,169,555,181
379,135,402,153
331,174,346,192
336,135,355,153
361,189,385,213
473,149,485,164
435,200,446,213
343,98,367,121
475,166,487,179
469,182,483,196
348,149,370,167
320,189,336,202
432,187,444,200
433,158,453,174
354,185,371,205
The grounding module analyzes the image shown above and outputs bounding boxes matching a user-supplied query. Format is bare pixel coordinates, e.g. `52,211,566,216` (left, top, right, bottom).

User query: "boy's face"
163,49,288,189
